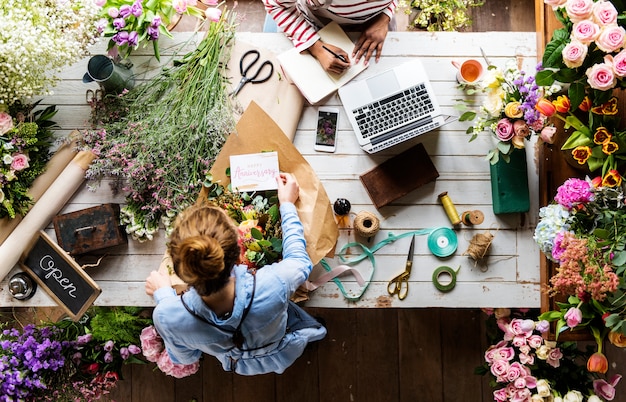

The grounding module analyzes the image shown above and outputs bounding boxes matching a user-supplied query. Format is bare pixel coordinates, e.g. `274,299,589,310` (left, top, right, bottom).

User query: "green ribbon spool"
432,266,460,292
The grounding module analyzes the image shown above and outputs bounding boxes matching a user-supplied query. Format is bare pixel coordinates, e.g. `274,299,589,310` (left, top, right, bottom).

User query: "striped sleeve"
263,0,320,51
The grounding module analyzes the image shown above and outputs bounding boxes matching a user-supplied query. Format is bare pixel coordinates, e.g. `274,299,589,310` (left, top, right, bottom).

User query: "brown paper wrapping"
0,132,81,244
0,150,96,282
204,101,338,265
227,39,305,142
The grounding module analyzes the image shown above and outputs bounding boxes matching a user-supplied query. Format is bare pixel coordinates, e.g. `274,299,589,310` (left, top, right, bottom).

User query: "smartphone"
314,107,339,153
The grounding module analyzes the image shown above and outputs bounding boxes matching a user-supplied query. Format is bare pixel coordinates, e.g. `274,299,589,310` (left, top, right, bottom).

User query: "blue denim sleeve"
273,202,313,294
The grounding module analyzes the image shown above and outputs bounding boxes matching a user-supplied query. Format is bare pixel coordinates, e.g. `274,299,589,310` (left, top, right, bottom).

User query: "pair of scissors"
230,49,274,97
387,235,415,300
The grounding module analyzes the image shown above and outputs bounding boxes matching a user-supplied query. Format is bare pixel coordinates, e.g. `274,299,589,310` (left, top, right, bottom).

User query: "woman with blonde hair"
145,172,326,375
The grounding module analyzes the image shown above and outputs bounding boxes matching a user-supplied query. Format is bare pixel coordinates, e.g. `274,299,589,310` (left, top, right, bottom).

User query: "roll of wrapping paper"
0,150,96,282
0,132,81,244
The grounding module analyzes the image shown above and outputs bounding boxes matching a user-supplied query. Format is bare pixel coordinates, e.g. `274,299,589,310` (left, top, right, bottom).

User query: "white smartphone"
314,107,339,153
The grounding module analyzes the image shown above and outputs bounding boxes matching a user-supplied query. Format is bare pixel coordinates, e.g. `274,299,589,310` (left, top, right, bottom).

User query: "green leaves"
542,29,569,69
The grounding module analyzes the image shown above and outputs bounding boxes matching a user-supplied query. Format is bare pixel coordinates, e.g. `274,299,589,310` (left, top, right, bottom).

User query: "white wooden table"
0,31,541,309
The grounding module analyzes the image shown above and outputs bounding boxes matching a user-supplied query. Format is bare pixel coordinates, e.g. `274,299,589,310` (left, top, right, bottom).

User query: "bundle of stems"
84,11,238,241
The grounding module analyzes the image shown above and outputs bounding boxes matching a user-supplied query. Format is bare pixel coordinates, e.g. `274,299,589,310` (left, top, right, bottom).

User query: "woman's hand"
353,13,390,65
276,172,300,204
145,270,172,296
308,40,351,74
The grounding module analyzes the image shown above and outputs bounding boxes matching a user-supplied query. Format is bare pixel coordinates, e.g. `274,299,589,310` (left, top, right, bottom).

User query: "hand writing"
310,41,350,74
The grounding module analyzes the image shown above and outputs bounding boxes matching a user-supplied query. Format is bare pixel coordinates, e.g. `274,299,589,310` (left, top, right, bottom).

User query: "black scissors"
230,49,274,97
387,235,415,300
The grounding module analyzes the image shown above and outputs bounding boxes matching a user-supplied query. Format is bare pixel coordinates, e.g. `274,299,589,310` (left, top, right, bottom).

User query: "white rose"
536,379,551,397
563,390,583,402
587,396,602,402
484,89,505,116
530,395,544,402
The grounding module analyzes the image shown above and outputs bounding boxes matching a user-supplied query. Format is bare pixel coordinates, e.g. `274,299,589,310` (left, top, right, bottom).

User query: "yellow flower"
602,141,618,155
608,330,626,348
602,170,622,187
504,101,523,118
572,146,592,164
593,127,612,145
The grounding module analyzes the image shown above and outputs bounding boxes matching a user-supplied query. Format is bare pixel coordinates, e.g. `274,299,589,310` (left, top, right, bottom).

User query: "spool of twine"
354,211,380,238
464,231,494,261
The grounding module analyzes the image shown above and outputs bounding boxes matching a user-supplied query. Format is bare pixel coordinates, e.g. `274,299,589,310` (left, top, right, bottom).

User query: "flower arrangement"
94,0,206,60
459,61,558,164
534,176,626,386
0,307,149,401
202,174,283,269
478,309,622,401
0,102,57,219
537,0,626,108
399,0,484,31
139,325,200,378
82,11,237,242
0,0,100,107
536,94,626,183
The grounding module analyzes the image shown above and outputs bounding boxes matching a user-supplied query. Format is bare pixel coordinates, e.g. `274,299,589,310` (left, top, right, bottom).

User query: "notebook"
338,59,453,154
277,22,368,105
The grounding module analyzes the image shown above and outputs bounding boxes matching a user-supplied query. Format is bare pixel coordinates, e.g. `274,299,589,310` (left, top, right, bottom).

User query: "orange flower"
591,176,603,187
592,97,619,116
536,98,556,117
603,170,623,187
602,141,619,155
594,127,612,144
572,146,592,164
579,96,592,112
587,352,609,373
552,95,570,113
608,331,626,348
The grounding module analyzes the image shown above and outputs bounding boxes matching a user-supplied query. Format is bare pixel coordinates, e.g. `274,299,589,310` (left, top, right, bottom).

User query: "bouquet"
535,176,626,379
94,0,206,60
139,325,200,378
82,10,237,242
202,174,283,269
536,94,626,187
0,307,149,401
459,61,558,164
0,102,57,219
478,309,622,401
0,0,100,107
538,0,626,108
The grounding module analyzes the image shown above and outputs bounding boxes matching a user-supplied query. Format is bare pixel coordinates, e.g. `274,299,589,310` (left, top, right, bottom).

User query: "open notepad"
277,22,368,105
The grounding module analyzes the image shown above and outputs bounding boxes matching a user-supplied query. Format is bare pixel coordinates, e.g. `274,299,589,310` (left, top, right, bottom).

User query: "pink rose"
490,359,510,381
0,112,13,135
596,25,626,53
505,361,525,382
540,126,557,144
562,40,588,68
510,318,534,336
572,20,600,44
587,60,616,90
611,50,626,76
495,118,514,141
527,334,543,349
593,0,618,26
565,0,594,22
546,347,563,368
493,388,508,402
512,120,529,149
10,154,29,171
544,0,567,8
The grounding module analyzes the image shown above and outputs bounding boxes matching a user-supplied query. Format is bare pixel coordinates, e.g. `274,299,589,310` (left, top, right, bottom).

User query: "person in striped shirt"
263,0,397,74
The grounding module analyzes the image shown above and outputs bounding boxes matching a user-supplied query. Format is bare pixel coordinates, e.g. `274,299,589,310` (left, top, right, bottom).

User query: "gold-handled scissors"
387,235,415,300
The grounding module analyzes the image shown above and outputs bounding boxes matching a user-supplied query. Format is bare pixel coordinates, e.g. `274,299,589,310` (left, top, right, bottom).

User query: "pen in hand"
322,45,348,63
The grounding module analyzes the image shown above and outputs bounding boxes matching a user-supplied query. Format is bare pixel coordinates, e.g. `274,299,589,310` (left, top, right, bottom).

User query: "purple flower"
76,334,92,345
535,320,550,333
119,4,132,18
131,0,143,17
554,178,594,209
128,344,141,355
120,347,130,360
104,340,115,352
113,31,130,45
104,352,114,363
108,7,119,18
147,26,160,40
127,31,139,47
151,16,162,28
113,17,126,30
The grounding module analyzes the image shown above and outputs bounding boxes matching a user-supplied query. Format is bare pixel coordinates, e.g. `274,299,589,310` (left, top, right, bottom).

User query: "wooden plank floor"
5,1,626,402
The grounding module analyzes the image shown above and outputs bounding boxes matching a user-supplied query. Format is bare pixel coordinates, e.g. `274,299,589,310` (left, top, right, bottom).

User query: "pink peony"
593,0,618,26
0,112,13,135
140,325,164,363
586,60,616,91
10,154,29,171
562,40,588,68
572,20,600,44
156,349,200,378
554,177,593,208
565,0,594,22
596,25,626,53
495,118,514,141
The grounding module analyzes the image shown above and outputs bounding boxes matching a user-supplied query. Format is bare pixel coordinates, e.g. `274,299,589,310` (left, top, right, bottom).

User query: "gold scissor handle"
387,272,410,300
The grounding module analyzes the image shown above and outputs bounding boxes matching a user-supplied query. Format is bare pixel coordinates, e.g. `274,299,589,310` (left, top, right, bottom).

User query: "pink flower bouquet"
140,325,200,378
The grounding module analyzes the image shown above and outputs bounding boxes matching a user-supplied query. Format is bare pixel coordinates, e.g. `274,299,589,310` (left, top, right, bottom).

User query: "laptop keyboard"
353,83,434,139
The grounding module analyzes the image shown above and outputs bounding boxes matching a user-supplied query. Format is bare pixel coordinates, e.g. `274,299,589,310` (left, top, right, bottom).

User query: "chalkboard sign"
20,231,101,321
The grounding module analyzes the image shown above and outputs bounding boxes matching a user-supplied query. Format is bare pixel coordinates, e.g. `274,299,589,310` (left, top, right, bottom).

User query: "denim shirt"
152,202,327,375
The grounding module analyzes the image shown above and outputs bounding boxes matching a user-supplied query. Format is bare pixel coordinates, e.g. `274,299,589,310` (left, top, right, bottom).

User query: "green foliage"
88,307,152,344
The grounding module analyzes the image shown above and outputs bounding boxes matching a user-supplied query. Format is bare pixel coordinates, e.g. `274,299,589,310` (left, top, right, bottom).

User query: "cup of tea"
451,59,484,84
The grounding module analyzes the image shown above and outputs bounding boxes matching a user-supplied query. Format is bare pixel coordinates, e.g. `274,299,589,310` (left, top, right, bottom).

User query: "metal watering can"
82,55,135,94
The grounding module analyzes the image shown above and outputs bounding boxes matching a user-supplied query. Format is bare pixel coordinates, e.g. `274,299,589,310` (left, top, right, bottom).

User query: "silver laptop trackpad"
366,70,400,99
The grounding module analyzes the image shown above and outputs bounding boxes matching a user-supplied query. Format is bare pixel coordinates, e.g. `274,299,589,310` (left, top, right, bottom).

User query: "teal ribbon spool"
320,227,457,301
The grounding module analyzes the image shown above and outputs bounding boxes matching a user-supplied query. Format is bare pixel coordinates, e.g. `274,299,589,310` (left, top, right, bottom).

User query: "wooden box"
53,203,127,255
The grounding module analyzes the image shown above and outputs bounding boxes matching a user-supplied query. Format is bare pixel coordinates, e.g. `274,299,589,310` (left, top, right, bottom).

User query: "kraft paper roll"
0,132,81,244
0,150,96,282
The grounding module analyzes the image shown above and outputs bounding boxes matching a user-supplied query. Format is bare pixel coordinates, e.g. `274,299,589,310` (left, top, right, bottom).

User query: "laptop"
338,59,453,154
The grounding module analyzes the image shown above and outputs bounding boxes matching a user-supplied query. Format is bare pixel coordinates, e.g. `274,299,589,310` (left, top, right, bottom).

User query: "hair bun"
180,235,225,281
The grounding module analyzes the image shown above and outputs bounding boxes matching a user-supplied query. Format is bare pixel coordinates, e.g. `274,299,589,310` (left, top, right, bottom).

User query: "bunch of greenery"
400,0,484,31
82,12,238,242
